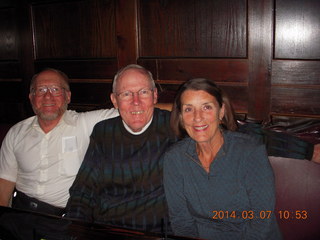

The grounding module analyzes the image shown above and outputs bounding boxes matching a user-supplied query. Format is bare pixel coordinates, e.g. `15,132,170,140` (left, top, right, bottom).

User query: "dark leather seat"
269,156,320,240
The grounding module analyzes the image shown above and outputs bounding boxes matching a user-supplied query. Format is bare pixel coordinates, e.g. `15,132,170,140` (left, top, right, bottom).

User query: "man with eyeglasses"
65,64,177,234
0,68,118,216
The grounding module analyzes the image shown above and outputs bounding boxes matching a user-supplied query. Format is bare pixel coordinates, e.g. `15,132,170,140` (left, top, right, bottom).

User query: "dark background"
0,0,319,123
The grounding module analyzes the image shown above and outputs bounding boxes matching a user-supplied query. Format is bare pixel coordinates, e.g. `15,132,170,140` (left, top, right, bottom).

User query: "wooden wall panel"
272,0,320,117
34,59,118,80
247,0,273,121
275,0,320,59
271,87,320,116
272,61,320,85
115,0,138,68
0,62,20,79
69,82,113,107
139,0,247,58
0,0,320,123
139,59,248,83
0,8,18,60
33,0,116,59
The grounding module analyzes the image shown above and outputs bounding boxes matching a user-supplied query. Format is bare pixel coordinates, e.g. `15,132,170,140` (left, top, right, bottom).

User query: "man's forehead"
117,70,150,86
35,71,63,85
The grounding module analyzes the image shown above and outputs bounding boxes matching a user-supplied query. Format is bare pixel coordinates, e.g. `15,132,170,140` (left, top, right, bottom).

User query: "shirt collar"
122,116,154,135
30,110,75,130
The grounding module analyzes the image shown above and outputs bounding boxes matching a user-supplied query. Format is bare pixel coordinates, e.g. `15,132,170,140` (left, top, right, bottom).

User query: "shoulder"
92,115,121,132
223,131,268,160
2,116,36,142
164,137,191,158
8,116,36,133
65,108,119,120
154,108,171,119
225,130,262,147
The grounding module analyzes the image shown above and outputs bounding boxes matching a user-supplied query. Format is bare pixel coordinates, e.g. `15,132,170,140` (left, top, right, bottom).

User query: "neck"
38,116,62,133
196,131,224,172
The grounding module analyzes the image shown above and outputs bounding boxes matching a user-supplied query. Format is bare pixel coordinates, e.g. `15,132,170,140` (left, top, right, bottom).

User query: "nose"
43,89,53,98
193,109,203,122
132,92,141,105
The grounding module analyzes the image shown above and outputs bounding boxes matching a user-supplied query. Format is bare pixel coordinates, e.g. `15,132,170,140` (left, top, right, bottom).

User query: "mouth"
131,110,144,115
194,125,208,131
43,103,55,107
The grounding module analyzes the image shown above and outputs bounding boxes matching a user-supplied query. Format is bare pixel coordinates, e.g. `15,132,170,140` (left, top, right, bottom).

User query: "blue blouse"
163,131,282,240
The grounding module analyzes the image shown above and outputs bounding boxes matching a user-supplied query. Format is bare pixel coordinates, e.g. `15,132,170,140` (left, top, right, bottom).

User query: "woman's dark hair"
170,78,238,138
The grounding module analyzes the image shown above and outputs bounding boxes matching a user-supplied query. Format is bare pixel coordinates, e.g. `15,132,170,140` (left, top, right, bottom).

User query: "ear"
110,93,118,109
219,103,225,121
66,91,71,104
153,88,158,104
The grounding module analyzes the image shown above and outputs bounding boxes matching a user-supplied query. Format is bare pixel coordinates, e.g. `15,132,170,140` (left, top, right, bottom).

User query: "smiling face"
180,90,224,144
110,68,158,132
29,70,71,123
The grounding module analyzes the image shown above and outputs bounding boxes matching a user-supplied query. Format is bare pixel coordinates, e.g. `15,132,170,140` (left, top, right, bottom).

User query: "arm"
0,128,17,206
65,134,101,223
244,145,281,240
163,151,198,238
0,178,15,206
238,122,315,160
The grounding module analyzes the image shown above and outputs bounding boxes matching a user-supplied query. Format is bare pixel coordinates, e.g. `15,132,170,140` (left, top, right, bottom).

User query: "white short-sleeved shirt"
0,109,119,207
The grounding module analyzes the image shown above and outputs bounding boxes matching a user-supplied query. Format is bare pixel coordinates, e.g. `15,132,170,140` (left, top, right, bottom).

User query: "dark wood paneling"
0,102,27,123
272,60,320,85
35,59,118,80
0,82,23,101
275,0,320,59
0,62,20,79
69,82,113,105
116,0,138,68
0,8,18,60
32,0,116,59
139,59,248,82
247,0,273,121
1,0,320,122
221,85,248,114
139,0,247,58
271,87,320,116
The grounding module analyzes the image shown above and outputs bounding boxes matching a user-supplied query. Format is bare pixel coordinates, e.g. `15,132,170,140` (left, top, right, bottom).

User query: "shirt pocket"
59,151,81,176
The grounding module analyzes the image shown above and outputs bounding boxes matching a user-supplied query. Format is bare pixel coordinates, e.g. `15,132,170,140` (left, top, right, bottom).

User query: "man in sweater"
65,64,177,234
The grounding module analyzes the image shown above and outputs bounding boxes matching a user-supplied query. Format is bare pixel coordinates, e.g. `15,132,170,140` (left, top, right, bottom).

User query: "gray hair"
30,68,70,92
112,64,155,93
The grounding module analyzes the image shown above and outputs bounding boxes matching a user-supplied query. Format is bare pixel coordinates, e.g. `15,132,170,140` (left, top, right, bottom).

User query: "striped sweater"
66,108,176,233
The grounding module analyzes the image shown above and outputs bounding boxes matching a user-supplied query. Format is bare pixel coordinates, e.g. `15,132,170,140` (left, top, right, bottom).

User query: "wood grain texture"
272,60,320,85
139,0,247,57
0,8,18,60
275,0,320,59
35,59,118,79
33,0,116,59
139,59,248,82
271,87,320,116
247,0,273,121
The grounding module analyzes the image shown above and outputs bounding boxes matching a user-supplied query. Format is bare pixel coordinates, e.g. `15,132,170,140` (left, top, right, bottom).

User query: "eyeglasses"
116,88,154,101
31,86,65,97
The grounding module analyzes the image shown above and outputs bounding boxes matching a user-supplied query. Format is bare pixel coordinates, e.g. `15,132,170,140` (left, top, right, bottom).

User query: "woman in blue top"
163,78,282,240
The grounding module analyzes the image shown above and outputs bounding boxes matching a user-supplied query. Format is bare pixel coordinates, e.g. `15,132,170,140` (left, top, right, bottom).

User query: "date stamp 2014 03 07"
211,210,308,220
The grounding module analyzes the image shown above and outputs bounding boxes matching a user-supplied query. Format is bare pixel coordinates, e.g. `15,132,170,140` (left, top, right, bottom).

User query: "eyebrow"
182,102,214,106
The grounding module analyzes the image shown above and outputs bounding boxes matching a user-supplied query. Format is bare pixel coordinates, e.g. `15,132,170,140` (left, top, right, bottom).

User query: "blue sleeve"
163,150,198,238
244,144,282,239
